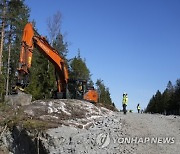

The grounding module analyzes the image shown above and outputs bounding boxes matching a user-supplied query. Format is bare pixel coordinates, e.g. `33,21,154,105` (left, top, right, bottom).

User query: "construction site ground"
0,99,179,154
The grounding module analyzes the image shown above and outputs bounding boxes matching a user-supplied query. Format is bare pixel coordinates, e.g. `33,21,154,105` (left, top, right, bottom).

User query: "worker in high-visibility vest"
137,104,141,113
122,93,128,114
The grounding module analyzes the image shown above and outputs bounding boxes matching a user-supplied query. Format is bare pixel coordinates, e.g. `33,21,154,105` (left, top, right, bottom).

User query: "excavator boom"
17,23,68,95
16,22,98,103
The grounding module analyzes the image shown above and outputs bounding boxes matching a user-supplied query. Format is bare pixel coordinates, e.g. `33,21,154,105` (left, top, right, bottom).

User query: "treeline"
0,0,30,99
0,0,114,108
145,80,180,115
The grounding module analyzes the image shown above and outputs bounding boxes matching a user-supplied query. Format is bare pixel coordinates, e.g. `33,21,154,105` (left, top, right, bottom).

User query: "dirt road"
121,113,180,154
1,100,179,154
44,112,180,154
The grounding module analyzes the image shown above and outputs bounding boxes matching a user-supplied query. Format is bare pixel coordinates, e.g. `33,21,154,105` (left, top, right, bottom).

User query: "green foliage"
25,32,68,100
25,12,68,100
25,50,56,100
53,33,68,59
0,103,47,130
145,80,180,115
23,119,47,130
0,74,5,101
1,0,30,96
0,2,114,108
69,50,91,81
96,79,113,105
8,0,30,86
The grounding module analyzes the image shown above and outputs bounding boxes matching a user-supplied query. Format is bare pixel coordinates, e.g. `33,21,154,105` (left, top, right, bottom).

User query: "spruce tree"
53,33,68,59
96,79,113,105
69,50,91,81
145,95,156,113
25,50,55,100
162,81,174,114
173,79,180,114
146,80,180,115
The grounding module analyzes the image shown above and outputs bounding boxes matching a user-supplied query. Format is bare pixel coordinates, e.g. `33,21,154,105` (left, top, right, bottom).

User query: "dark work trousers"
123,104,127,114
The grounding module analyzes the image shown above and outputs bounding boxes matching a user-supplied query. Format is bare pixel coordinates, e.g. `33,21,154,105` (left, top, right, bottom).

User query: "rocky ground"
0,99,180,154
41,112,180,154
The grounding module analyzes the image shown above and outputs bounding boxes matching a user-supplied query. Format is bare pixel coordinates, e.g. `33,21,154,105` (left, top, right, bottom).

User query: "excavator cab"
67,79,98,103
67,79,87,100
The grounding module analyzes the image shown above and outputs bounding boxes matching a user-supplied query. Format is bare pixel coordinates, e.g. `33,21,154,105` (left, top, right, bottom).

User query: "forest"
145,80,180,115
0,0,114,109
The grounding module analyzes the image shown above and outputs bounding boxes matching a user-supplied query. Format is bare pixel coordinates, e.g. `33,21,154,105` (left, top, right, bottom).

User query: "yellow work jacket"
122,95,128,105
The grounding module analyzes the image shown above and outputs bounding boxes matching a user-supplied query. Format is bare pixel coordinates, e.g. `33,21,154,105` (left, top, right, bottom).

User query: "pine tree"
69,50,91,81
162,81,174,114
22,11,69,100
146,80,180,115
145,90,162,114
0,0,8,99
173,79,180,114
96,79,113,105
0,0,30,97
105,87,112,105
6,0,30,91
53,33,68,59
0,0,7,75
25,50,55,100
155,90,163,113
0,74,5,101
145,95,156,113
25,11,69,100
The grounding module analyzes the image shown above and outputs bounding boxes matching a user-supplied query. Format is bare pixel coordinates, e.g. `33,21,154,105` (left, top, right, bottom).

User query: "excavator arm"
17,22,98,102
17,23,68,96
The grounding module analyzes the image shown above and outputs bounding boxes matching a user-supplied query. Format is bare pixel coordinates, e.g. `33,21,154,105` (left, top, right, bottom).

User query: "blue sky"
25,0,180,111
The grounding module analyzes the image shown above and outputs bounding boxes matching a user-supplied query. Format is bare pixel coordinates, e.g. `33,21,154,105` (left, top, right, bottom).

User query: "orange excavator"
16,22,98,103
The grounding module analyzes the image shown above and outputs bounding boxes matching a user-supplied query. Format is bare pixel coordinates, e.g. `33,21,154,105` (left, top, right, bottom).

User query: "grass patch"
23,119,48,130
0,102,12,112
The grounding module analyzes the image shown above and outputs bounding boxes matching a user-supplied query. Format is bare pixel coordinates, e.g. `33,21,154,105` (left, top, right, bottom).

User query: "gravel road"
42,112,180,154
122,113,180,154
1,100,179,154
